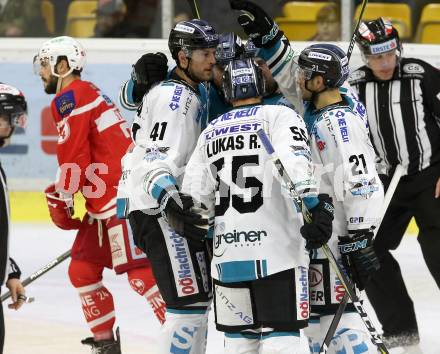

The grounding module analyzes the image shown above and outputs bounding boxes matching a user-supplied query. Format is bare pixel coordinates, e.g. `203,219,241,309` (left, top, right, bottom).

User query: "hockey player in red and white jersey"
228,1,385,353
181,57,334,354
34,36,165,353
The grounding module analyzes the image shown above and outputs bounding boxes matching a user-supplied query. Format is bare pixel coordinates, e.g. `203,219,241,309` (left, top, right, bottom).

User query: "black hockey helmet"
168,19,219,61
297,43,349,88
0,83,27,146
222,58,265,102
356,17,401,56
215,32,245,67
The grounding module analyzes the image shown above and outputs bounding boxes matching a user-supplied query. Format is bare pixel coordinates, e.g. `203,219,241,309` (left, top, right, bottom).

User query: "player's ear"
315,75,326,90
177,50,189,70
56,58,70,76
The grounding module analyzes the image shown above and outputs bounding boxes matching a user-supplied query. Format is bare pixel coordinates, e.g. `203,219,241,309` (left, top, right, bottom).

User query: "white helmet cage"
36,36,86,78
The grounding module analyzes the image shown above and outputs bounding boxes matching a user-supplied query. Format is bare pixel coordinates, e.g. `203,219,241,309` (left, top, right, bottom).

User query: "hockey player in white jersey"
182,57,334,354
228,1,385,353
117,19,218,354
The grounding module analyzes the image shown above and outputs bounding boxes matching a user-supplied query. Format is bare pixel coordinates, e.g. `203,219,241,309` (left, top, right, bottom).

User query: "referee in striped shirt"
349,18,440,349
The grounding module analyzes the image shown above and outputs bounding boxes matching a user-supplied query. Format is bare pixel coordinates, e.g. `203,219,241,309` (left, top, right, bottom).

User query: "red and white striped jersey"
51,79,131,219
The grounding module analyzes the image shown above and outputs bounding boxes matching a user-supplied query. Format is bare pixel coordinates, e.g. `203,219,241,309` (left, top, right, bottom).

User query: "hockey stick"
319,164,404,353
1,249,71,302
346,0,368,62
256,129,389,354
186,0,201,19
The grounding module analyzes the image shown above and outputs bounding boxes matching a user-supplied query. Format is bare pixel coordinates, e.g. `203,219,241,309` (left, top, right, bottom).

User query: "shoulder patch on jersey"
55,90,76,117
349,70,366,82
403,63,425,74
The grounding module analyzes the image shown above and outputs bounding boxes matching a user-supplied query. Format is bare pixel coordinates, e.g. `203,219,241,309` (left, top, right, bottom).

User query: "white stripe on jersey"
70,96,105,117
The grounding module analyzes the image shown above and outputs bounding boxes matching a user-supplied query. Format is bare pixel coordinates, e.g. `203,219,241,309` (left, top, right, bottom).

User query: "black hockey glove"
300,194,334,250
160,191,208,243
338,231,380,290
229,0,284,48
131,52,168,103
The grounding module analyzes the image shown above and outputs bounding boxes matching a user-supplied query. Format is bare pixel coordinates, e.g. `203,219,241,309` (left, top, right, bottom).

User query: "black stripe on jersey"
267,41,289,70
387,82,403,162
376,82,400,167
401,78,422,173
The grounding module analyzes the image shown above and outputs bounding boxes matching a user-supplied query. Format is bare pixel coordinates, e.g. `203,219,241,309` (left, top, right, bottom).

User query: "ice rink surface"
4,224,440,354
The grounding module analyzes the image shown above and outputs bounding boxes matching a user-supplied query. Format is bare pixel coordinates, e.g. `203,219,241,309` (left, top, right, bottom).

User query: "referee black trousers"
0,288,4,353
365,164,440,336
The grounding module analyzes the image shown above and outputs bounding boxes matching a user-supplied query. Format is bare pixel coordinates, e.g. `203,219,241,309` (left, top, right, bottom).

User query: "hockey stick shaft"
256,129,388,354
347,0,368,62
187,0,201,19
1,249,71,302
319,164,404,353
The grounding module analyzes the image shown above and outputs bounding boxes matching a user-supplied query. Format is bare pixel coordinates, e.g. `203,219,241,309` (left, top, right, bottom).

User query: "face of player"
188,48,217,82
296,67,316,101
212,64,225,89
0,115,12,140
38,59,58,94
365,49,397,81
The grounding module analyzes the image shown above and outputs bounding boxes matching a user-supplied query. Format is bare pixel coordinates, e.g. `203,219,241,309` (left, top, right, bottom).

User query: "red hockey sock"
69,260,116,337
127,266,166,324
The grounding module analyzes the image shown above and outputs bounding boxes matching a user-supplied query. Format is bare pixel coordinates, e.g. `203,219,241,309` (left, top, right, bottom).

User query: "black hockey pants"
365,163,440,336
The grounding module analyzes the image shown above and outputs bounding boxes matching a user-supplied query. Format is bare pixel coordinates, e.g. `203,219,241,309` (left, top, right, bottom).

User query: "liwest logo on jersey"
204,122,261,140
169,85,183,111
165,227,199,297
296,266,309,320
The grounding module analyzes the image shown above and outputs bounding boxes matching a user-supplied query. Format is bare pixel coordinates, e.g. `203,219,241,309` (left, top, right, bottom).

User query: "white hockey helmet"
35,36,86,78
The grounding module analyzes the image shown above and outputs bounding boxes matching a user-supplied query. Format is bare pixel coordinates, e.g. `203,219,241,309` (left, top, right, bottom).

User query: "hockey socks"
69,260,116,338
127,266,166,324
159,309,209,354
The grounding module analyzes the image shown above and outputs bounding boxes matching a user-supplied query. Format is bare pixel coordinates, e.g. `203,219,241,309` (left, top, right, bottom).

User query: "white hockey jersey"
259,39,384,257
181,104,318,283
117,78,207,214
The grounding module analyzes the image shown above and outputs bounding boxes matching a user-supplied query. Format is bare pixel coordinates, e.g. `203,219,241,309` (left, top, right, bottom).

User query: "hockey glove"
300,194,334,250
131,52,168,103
229,0,284,48
45,184,82,230
159,190,208,243
338,231,380,290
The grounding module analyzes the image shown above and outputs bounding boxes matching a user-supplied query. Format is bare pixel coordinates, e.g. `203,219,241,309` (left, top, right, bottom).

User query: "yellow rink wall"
10,191,420,236
10,191,87,222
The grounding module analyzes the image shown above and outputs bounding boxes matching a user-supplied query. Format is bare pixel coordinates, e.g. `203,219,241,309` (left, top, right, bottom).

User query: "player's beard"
44,75,58,94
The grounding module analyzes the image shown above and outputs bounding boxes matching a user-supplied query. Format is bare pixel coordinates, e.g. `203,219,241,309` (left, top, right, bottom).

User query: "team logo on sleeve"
349,177,379,199
55,90,75,117
143,146,170,162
